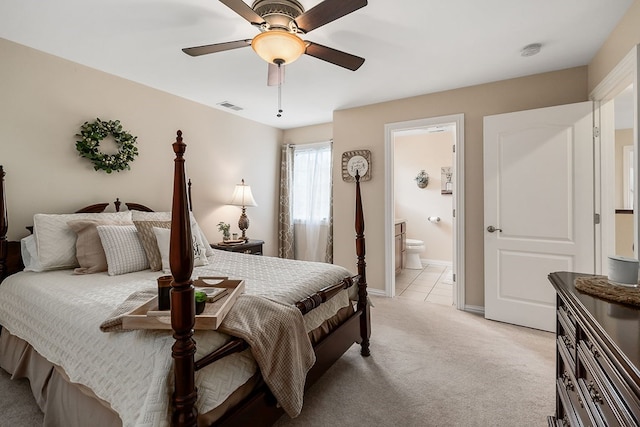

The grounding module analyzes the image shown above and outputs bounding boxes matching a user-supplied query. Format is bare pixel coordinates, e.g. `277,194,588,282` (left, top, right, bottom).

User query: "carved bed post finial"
169,130,198,426
0,166,7,280
354,171,371,357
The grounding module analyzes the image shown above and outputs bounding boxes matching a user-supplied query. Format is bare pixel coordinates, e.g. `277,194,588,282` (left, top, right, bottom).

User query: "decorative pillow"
68,219,133,274
133,220,171,271
131,210,214,257
96,224,149,276
153,226,209,274
32,211,132,271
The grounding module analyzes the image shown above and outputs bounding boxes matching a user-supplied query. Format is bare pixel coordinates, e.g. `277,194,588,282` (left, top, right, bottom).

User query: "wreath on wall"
76,118,139,173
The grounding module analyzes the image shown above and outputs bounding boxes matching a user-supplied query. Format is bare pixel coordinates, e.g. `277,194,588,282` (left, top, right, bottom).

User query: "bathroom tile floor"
395,263,453,306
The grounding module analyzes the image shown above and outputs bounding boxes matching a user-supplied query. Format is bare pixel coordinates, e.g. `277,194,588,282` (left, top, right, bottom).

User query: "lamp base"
238,208,250,241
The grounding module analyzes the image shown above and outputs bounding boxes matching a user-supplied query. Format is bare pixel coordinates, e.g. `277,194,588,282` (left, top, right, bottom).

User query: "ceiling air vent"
217,101,243,111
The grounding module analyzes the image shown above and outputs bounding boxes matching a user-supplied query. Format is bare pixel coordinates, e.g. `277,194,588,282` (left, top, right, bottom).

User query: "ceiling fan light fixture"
251,30,305,64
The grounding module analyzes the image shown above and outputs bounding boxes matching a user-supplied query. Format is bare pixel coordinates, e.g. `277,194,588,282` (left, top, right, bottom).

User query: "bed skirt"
0,304,354,426
0,328,120,426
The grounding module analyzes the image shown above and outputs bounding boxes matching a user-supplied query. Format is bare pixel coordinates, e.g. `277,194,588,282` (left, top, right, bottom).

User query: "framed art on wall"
342,150,371,182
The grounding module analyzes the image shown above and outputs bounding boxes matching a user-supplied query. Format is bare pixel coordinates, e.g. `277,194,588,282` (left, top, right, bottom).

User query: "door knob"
487,225,502,233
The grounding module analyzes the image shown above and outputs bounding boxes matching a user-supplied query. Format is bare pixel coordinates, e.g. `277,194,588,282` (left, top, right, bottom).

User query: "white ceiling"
0,0,634,130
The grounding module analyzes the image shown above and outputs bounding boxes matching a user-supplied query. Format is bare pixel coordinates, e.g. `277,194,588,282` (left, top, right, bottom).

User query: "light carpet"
0,296,555,426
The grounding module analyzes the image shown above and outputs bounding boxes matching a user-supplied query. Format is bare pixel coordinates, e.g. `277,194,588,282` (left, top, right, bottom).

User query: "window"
291,142,332,222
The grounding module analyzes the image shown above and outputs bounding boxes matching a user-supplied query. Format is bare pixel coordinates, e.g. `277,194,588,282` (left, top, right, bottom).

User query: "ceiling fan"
182,0,368,75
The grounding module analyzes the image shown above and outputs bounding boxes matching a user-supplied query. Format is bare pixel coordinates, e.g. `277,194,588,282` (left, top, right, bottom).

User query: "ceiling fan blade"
305,42,365,71
295,0,367,33
267,63,285,86
182,39,252,57
219,0,265,25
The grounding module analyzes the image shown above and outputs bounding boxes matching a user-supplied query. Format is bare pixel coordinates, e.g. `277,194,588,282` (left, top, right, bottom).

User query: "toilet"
405,238,425,269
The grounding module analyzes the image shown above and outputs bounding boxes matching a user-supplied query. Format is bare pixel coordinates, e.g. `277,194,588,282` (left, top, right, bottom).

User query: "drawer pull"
561,335,574,350
587,381,604,405
586,341,601,359
561,372,575,391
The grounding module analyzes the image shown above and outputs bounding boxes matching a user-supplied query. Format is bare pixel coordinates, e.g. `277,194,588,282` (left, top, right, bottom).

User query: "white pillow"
21,235,43,272
152,226,208,274
131,211,213,257
32,211,132,271
96,224,149,276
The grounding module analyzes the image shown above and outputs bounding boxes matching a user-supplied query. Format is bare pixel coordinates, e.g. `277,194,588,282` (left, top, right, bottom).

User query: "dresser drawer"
558,340,590,425
578,341,637,427
558,295,577,330
578,340,639,426
557,309,576,370
581,336,640,425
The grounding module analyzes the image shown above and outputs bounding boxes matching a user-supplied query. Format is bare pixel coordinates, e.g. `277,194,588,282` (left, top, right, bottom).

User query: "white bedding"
0,249,354,427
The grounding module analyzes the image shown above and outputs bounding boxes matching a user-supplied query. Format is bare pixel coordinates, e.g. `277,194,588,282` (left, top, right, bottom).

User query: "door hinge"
453,144,456,153
453,273,456,282
594,126,600,138
452,208,456,218
594,213,600,224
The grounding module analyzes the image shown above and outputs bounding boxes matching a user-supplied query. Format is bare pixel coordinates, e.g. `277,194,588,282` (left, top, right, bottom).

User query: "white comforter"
0,249,353,427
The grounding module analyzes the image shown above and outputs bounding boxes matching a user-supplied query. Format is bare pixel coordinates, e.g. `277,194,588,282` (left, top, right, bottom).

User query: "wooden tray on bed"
122,278,245,330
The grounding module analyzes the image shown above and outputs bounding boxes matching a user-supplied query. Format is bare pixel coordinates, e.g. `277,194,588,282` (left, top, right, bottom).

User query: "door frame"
383,114,465,309
591,44,639,271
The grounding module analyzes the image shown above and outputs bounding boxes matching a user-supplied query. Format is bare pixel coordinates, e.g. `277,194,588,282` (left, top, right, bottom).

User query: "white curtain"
290,141,332,262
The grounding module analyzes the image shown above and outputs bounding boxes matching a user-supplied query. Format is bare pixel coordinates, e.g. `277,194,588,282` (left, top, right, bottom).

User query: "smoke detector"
521,43,542,57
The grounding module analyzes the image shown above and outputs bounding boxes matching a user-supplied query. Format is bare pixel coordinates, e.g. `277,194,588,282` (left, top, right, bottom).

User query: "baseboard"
462,305,484,315
367,288,387,297
421,259,452,267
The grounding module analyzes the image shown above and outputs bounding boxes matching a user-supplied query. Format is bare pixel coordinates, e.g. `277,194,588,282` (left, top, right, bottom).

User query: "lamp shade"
251,30,306,65
230,180,257,207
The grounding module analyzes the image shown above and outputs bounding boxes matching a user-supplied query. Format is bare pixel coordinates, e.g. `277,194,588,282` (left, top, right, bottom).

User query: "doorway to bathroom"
384,114,465,310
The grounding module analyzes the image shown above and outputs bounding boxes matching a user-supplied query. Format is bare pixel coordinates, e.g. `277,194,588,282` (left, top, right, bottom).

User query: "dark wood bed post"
354,173,370,357
0,166,7,281
169,131,198,427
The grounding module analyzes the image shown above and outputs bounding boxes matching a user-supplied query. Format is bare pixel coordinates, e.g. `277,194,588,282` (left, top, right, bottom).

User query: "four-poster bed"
0,130,371,426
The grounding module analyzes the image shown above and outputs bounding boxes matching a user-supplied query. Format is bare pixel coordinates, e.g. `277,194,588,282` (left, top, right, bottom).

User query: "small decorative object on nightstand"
211,239,264,255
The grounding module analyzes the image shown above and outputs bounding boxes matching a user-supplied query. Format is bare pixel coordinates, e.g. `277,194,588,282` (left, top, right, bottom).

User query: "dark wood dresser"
548,271,640,426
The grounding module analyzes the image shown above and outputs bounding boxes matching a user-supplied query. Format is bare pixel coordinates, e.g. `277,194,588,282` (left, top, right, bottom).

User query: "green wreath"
76,118,139,173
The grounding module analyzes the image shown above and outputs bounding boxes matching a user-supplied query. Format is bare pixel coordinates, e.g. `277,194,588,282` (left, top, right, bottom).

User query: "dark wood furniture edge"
0,166,7,281
548,271,640,424
169,130,198,426
548,272,640,389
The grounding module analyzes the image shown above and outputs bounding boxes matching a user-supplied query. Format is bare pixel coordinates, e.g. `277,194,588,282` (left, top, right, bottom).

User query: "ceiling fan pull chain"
277,62,283,117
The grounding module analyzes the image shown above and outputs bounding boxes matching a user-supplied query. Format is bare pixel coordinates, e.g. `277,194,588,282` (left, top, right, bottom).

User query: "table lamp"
229,179,257,241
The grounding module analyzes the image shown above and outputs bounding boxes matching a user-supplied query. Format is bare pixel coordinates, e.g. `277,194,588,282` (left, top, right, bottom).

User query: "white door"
484,102,595,332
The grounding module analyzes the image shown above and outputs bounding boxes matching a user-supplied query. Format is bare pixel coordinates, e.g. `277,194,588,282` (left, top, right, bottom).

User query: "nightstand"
210,239,264,255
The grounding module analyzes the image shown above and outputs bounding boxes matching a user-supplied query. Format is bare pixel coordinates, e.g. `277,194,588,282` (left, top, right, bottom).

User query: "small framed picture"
441,167,452,194
342,150,372,182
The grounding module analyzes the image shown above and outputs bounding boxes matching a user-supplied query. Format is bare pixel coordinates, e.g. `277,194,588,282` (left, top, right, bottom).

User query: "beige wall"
331,67,588,306
327,0,640,306
0,38,283,255
394,132,454,263
283,123,332,145
589,0,640,93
